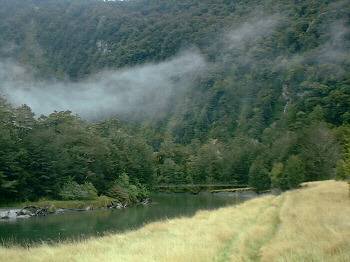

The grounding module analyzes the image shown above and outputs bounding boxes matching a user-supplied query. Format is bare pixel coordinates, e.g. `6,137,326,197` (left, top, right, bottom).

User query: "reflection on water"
0,192,248,245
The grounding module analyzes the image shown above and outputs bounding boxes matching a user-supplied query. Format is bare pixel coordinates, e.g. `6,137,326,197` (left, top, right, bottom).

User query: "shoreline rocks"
0,206,53,220
0,209,21,220
0,198,152,220
140,198,151,206
107,201,128,209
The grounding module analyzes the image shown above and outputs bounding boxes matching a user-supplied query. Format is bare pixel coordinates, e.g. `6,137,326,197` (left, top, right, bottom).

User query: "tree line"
1,96,349,203
0,0,349,202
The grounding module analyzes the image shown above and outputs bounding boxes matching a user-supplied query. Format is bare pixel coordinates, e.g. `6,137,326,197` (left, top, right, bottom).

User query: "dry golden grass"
0,180,349,262
260,181,350,262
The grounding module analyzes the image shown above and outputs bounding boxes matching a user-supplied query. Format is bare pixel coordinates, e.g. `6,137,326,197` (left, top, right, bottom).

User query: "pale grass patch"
0,180,348,262
260,180,350,262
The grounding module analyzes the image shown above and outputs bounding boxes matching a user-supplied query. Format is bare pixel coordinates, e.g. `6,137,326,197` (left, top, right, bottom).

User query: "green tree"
107,173,149,204
270,162,286,189
187,139,225,184
284,155,305,189
301,124,340,181
336,136,350,180
248,158,271,192
59,179,98,200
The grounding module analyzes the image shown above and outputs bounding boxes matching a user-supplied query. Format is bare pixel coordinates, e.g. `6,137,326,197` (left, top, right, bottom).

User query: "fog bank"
0,50,207,119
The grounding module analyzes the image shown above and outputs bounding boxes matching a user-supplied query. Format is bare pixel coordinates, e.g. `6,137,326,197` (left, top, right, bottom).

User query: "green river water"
0,192,252,245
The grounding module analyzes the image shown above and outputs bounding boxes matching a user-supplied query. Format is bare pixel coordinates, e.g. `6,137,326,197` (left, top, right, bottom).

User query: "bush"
106,173,149,204
59,179,98,200
336,138,350,181
270,156,305,190
248,158,271,192
284,155,305,189
107,184,130,203
270,162,287,190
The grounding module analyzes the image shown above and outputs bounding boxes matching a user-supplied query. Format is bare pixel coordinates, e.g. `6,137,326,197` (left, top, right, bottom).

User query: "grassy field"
0,180,349,261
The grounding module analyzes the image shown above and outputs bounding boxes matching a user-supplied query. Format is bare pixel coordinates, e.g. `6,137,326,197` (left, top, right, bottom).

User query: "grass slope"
0,180,349,261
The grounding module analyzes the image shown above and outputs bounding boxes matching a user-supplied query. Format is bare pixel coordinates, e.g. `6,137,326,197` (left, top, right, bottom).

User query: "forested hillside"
0,0,349,202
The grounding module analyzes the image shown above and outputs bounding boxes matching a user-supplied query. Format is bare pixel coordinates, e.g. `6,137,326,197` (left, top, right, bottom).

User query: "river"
0,192,253,245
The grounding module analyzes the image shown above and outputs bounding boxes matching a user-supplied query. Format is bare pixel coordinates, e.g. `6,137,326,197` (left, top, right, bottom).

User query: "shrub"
248,158,271,192
336,160,348,180
337,138,350,181
59,179,98,200
284,155,305,189
270,162,287,190
107,184,130,203
106,173,149,204
270,156,305,190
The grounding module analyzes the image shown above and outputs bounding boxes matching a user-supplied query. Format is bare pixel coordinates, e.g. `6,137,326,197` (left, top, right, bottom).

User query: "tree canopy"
0,0,349,202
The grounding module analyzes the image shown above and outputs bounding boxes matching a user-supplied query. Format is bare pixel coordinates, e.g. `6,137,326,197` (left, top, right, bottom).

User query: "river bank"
0,196,151,220
0,188,256,221
0,180,348,261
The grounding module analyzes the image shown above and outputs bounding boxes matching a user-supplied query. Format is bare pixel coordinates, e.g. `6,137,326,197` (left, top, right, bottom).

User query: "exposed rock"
0,209,21,220
115,203,124,209
0,206,52,220
17,208,32,216
55,209,65,214
16,215,31,219
35,207,49,216
107,200,127,209
0,210,9,219
140,198,151,206
47,205,57,214
21,206,38,215
1,198,151,220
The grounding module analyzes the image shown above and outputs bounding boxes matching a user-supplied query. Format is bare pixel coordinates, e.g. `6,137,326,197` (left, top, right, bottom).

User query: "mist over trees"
0,0,349,202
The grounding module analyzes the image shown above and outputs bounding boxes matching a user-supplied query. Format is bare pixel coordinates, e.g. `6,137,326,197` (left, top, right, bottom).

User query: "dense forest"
0,0,349,203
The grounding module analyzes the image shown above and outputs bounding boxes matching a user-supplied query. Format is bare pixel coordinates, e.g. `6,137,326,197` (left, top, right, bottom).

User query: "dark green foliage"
284,155,305,189
0,0,349,202
187,139,227,184
107,184,130,204
59,179,98,201
336,129,350,180
0,101,154,203
248,158,271,192
300,124,340,181
270,162,286,190
106,173,149,204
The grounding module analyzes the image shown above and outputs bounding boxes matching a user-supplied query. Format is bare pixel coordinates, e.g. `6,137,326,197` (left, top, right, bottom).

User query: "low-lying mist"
0,10,347,121
0,50,207,120
0,12,283,121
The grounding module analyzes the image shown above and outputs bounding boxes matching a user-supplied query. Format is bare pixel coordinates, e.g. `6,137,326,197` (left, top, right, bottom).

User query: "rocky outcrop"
107,198,151,209
0,198,152,220
0,209,20,219
140,198,151,206
107,200,128,209
0,206,53,220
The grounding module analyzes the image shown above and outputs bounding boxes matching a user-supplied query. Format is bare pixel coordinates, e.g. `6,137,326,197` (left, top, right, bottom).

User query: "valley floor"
0,180,349,262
